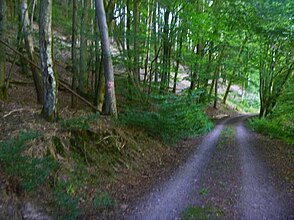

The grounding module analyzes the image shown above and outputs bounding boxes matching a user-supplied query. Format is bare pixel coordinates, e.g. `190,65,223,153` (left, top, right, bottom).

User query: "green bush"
251,75,294,144
120,95,213,144
0,132,58,191
249,117,294,144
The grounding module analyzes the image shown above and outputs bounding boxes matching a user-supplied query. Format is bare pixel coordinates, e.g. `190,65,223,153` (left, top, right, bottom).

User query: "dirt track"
127,115,294,220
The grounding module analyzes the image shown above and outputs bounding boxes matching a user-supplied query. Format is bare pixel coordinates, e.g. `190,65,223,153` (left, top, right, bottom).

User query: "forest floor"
0,63,293,219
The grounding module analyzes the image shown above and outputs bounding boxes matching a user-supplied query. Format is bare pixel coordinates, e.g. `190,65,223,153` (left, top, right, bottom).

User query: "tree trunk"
20,0,43,104
39,0,58,121
173,29,183,93
95,0,117,116
79,0,89,94
0,0,7,100
30,0,37,30
223,79,232,104
133,0,140,82
213,68,219,109
160,8,170,93
71,0,78,107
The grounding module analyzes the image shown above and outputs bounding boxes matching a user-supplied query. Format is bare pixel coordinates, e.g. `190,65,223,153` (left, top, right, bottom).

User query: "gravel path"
237,120,292,220
127,115,294,220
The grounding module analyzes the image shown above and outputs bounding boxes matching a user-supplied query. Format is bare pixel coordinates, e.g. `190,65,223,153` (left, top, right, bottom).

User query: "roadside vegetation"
250,76,294,144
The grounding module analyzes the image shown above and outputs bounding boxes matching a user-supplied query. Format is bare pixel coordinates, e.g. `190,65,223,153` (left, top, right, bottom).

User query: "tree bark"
39,0,58,121
0,0,7,100
79,0,89,94
20,0,43,104
160,8,170,93
71,0,78,107
133,0,140,82
173,28,183,93
95,0,117,116
223,79,232,104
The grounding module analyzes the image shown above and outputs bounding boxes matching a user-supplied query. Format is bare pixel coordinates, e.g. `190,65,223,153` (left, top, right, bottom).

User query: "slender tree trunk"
17,20,30,77
213,67,219,109
94,0,115,110
160,8,170,93
154,2,159,84
173,30,183,94
94,55,105,111
143,0,154,84
71,0,78,107
30,0,37,31
79,0,89,94
39,0,58,121
95,0,117,116
133,0,140,83
223,35,247,104
0,0,7,100
223,79,232,104
20,0,43,104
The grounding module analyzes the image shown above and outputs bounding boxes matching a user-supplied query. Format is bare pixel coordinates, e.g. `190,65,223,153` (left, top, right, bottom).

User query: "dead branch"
0,39,101,113
3,108,25,118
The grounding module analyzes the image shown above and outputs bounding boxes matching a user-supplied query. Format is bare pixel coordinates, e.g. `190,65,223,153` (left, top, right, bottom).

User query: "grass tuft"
0,132,58,191
181,205,224,220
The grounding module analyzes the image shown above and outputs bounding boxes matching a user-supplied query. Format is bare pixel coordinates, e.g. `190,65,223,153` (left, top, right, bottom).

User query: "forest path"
127,115,294,220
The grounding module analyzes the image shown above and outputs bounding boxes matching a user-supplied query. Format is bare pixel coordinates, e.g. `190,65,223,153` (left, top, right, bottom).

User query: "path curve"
127,115,294,220
128,118,229,220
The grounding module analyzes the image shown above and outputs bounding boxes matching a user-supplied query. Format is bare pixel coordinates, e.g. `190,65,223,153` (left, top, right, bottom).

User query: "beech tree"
39,0,58,121
20,0,43,104
95,0,117,116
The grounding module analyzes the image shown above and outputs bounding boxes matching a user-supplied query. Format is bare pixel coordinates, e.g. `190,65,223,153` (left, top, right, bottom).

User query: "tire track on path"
236,119,288,219
127,115,294,220
128,119,230,220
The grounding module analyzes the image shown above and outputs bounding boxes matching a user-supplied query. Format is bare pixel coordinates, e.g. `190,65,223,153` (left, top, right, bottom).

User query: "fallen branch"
0,39,101,113
3,108,25,118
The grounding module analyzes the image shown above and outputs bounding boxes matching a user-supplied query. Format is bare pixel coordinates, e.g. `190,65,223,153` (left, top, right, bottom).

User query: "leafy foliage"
120,95,213,144
250,75,294,143
0,132,58,191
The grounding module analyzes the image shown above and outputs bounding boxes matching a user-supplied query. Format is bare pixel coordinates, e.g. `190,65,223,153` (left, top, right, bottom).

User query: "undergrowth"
250,75,294,144
0,132,58,191
119,94,213,144
249,117,294,144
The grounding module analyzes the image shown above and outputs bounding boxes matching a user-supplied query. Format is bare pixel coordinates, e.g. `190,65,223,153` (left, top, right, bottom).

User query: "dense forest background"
0,0,293,218
0,0,293,135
